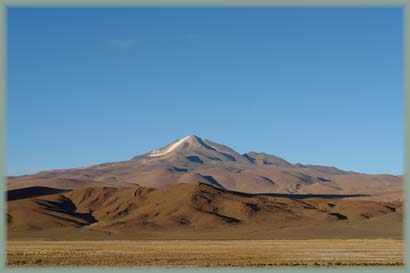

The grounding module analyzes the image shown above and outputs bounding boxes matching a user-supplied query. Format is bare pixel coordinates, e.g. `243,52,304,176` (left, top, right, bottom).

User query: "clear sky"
7,7,403,176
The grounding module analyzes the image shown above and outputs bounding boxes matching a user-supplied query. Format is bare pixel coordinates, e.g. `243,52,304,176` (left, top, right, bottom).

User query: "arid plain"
7,240,403,266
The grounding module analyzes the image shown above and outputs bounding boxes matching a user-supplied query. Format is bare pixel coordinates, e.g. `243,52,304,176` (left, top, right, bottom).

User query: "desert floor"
7,239,404,267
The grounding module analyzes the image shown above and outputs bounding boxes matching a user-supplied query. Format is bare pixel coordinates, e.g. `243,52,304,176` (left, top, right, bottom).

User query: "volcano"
7,135,402,197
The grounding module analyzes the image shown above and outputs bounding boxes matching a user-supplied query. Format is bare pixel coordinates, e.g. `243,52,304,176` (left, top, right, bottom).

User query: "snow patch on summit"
148,136,191,157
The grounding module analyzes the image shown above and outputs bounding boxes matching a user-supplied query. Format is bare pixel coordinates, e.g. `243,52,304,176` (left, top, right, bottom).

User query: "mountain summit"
142,135,247,165
7,135,402,196
147,135,199,157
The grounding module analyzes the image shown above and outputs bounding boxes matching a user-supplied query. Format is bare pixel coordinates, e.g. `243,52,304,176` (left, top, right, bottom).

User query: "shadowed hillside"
7,182,403,240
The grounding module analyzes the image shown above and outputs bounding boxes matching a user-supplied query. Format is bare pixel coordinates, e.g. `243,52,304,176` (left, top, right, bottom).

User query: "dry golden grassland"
7,239,404,267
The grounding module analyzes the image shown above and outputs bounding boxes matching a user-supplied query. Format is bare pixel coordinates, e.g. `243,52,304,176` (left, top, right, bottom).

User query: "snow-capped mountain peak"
148,135,194,157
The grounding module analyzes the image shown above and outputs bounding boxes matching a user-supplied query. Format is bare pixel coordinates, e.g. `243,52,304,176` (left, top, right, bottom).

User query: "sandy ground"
7,239,404,266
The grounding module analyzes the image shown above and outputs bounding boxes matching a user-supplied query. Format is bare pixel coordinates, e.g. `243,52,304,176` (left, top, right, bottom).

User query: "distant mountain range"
7,135,402,198
7,135,403,240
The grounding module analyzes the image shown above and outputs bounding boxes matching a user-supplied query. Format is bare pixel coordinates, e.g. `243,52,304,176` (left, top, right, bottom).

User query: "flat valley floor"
7,239,404,266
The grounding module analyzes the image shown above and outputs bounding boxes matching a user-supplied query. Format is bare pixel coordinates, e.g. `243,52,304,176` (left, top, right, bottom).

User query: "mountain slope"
7,135,403,197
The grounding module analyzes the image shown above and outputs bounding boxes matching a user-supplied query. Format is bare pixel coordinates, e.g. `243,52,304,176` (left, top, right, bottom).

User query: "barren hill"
7,183,402,240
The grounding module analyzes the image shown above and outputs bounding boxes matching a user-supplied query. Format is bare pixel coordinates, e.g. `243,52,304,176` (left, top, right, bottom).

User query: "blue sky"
7,7,403,176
